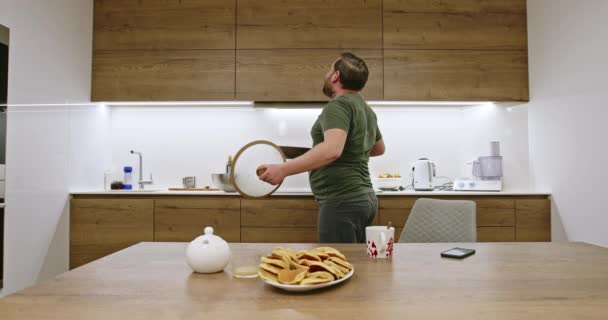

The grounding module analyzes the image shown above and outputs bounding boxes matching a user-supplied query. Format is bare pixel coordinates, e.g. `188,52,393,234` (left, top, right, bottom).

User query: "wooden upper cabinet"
383,0,528,101
236,49,383,101
93,0,236,50
92,50,235,101
92,0,236,101
383,0,527,50
236,0,382,49
384,49,528,101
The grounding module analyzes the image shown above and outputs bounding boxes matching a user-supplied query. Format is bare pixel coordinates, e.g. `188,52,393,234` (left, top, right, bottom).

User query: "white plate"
261,267,354,292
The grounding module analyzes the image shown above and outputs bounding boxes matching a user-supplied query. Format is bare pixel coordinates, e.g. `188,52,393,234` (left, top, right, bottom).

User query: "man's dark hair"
334,52,369,91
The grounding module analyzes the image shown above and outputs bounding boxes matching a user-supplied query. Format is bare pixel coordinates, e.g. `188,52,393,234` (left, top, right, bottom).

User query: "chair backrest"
398,198,476,243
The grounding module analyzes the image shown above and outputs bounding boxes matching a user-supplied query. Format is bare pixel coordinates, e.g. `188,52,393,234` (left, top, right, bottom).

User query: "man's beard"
322,78,334,98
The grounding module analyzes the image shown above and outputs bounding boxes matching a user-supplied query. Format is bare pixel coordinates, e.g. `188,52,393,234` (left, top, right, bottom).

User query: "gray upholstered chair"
398,198,476,243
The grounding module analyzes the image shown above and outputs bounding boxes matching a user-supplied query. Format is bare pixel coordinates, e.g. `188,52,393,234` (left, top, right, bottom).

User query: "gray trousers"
317,192,378,243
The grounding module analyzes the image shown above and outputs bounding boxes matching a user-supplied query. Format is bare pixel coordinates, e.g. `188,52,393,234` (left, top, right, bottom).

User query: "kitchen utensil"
412,158,436,191
473,156,503,180
260,268,354,292
230,140,286,198
211,173,236,192
168,187,220,191
454,141,503,191
366,226,395,258
182,176,196,189
186,226,231,274
279,146,310,159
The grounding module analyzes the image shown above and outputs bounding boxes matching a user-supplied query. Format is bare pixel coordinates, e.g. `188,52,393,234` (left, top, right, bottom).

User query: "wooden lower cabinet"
515,199,551,241
70,195,550,267
477,227,516,242
70,199,154,269
241,198,318,243
377,197,547,242
155,198,240,242
242,227,318,243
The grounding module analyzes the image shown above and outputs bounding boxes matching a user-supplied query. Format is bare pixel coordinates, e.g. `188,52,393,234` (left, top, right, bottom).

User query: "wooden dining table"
1,242,607,319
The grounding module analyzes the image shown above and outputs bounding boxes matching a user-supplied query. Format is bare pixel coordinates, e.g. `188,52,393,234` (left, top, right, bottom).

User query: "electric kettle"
412,158,436,191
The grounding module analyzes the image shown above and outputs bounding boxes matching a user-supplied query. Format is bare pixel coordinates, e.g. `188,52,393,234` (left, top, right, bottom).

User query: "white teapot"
186,226,231,273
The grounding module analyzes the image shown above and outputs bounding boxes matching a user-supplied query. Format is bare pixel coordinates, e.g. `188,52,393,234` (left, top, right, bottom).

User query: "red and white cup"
366,226,395,258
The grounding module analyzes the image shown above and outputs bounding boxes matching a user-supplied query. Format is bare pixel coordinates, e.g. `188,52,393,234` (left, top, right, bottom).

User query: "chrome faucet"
130,150,153,190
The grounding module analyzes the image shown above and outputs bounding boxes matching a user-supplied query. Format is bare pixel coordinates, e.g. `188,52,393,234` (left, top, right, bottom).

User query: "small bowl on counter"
373,177,404,191
211,173,236,192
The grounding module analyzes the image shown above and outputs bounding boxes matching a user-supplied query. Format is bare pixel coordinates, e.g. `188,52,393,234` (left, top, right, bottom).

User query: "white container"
186,226,231,273
373,178,403,190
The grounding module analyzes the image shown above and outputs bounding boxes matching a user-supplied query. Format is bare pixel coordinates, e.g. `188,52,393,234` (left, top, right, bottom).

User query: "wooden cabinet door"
94,0,236,50
92,50,235,101
241,198,319,243
382,0,528,101
70,199,154,269
384,50,529,101
236,49,383,101
154,198,240,242
383,0,527,50
516,199,551,241
91,0,236,101
236,0,382,49
473,198,516,242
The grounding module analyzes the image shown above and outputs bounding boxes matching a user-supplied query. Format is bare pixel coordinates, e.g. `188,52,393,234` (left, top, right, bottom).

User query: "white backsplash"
109,104,530,191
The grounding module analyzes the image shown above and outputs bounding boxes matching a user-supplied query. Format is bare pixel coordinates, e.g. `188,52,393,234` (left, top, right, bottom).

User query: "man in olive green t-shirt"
258,52,385,243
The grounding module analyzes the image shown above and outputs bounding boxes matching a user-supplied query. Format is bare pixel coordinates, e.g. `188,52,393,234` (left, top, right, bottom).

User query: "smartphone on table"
441,248,476,259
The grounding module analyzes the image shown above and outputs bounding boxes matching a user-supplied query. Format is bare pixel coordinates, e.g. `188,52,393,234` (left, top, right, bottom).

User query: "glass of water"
230,252,260,278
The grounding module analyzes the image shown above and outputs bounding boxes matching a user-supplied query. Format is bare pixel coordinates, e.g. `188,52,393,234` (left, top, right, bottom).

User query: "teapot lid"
193,226,228,247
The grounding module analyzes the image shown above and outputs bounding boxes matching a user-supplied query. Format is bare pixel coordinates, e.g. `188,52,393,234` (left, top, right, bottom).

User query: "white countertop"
70,189,550,197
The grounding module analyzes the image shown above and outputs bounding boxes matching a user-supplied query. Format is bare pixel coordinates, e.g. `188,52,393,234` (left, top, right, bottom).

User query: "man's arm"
258,129,347,184
369,139,385,157
283,129,347,175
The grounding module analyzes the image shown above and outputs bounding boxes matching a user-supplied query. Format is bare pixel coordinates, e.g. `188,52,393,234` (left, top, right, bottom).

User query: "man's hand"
257,164,287,186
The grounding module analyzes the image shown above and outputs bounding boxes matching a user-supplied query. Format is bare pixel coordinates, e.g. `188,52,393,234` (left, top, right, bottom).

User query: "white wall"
527,0,608,246
109,105,531,192
0,0,94,296
461,105,530,191
0,0,92,104
1,104,108,297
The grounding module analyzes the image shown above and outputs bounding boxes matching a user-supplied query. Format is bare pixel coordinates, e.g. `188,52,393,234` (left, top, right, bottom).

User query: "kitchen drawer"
516,199,551,241
477,227,515,242
470,198,515,209
241,198,318,228
155,198,240,242
477,208,515,227
70,199,154,269
241,227,317,243
155,198,240,210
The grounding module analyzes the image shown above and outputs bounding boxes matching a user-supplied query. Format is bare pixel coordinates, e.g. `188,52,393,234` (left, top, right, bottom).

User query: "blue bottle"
123,166,133,190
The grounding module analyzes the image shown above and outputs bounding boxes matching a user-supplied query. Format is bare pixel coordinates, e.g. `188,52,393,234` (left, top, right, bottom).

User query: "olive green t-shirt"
309,93,382,201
